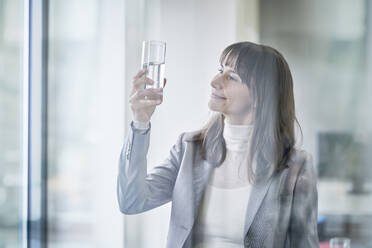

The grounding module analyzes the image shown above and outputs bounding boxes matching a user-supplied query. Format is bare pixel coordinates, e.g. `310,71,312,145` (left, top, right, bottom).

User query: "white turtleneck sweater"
132,118,254,248
193,118,253,248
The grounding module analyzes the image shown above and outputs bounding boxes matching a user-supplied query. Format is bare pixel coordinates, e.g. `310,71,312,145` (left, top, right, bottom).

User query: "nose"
211,75,224,90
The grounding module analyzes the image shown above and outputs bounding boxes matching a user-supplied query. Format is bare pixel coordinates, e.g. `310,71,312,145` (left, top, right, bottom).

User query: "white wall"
47,0,125,247
93,1,125,247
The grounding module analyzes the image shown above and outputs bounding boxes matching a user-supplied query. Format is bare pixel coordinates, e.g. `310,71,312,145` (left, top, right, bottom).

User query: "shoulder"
287,149,314,172
171,130,203,156
173,130,202,151
178,129,204,143
287,149,317,193
273,149,317,198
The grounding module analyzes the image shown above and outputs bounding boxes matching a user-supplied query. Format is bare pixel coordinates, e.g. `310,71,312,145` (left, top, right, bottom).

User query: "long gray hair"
189,41,302,184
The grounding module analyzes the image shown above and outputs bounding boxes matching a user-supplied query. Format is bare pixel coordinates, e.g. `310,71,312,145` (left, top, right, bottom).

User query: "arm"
117,120,184,214
289,152,319,247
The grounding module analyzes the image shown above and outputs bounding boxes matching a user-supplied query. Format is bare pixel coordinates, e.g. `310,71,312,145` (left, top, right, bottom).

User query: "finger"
133,77,154,88
133,77,154,89
133,69,147,80
137,88,163,100
129,89,162,103
131,99,162,109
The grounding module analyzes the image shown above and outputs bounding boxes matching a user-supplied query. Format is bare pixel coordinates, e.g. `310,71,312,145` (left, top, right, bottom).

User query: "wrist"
133,119,150,130
133,114,150,123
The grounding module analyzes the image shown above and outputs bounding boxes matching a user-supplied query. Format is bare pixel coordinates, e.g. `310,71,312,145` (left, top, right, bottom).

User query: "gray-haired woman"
117,41,319,248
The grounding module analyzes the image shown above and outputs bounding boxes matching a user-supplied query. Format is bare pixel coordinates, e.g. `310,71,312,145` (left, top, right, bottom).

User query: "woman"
117,41,319,248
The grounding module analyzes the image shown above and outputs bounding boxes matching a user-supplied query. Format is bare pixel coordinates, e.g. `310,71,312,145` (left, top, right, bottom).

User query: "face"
208,61,254,122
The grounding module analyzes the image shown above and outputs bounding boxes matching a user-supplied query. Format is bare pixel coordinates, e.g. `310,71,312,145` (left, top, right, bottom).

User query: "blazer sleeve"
117,120,184,215
289,152,320,247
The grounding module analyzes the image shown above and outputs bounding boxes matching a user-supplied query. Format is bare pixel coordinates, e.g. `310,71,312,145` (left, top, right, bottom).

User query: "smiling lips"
211,93,227,100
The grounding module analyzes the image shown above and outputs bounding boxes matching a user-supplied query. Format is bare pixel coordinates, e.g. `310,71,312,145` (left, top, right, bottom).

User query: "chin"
208,101,223,113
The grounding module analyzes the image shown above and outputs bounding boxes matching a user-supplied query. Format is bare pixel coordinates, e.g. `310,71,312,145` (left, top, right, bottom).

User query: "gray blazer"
117,121,319,248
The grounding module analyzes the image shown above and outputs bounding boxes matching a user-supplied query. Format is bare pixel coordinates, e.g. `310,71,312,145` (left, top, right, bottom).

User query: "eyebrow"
220,64,243,82
220,64,237,73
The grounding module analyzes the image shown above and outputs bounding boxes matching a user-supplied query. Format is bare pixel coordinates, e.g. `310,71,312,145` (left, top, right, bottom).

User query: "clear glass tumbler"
330,237,351,248
141,40,166,89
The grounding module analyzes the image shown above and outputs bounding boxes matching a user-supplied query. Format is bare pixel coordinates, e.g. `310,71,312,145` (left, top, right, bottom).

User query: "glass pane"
0,0,25,247
47,0,125,247
122,1,372,247
260,0,372,247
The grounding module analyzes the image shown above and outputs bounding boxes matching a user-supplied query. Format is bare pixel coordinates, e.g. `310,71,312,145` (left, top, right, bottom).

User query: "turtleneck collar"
223,118,254,152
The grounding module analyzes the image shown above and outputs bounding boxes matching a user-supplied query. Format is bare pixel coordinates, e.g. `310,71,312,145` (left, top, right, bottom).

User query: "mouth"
211,93,227,100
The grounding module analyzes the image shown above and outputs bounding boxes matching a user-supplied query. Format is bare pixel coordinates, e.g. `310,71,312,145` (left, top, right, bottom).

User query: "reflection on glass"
124,0,372,247
0,0,24,247
260,0,372,247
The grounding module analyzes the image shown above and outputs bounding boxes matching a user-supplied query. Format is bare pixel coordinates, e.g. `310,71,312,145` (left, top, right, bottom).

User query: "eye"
228,75,236,81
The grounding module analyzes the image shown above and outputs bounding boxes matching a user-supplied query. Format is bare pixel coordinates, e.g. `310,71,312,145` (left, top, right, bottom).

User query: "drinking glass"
141,40,166,89
330,237,351,248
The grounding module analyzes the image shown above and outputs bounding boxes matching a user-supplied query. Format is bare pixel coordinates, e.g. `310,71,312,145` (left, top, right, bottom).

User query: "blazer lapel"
243,171,274,237
191,160,214,227
190,159,274,237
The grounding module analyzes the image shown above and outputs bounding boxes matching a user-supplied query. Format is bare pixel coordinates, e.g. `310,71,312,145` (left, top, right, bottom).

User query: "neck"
224,112,254,125
223,118,253,152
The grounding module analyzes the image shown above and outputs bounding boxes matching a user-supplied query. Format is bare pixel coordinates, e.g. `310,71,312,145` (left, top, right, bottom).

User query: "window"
0,1,26,247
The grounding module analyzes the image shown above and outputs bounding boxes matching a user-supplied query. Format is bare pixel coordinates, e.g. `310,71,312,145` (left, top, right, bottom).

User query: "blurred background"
1,0,372,247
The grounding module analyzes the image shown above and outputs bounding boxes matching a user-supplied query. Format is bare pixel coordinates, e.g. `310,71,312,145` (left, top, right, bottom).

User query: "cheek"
229,88,251,104
227,89,252,110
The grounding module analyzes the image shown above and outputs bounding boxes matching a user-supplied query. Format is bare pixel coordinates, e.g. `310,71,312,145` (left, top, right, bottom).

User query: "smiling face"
208,61,255,125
